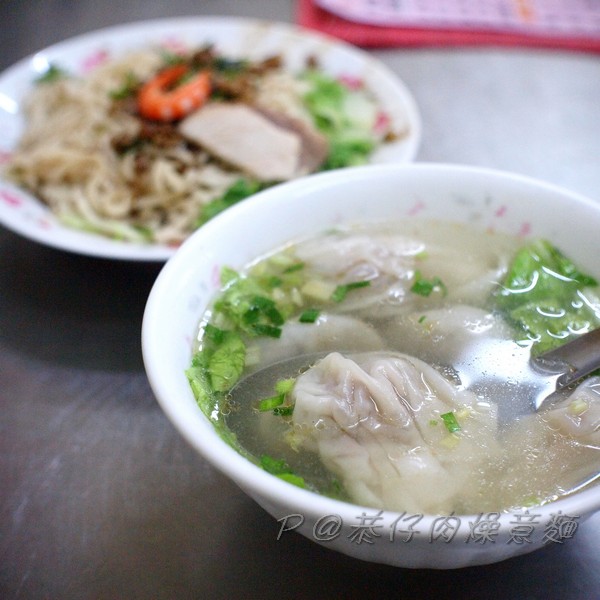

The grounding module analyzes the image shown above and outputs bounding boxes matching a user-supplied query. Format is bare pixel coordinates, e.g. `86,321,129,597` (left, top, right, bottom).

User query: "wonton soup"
186,220,600,514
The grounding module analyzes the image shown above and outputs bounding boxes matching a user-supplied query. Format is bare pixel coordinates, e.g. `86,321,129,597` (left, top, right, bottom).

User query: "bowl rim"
142,162,600,530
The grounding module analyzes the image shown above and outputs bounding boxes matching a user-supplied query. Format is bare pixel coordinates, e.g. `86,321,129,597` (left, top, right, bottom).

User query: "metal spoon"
530,326,600,407
453,327,600,423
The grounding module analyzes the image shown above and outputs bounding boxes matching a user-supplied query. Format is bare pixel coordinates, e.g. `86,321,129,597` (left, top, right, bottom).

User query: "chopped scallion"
258,394,285,412
267,276,283,288
440,411,461,433
250,324,282,338
568,399,588,416
439,433,461,449
35,63,68,84
299,308,320,323
283,262,305,274
273,405,294,416
331,280,371,303
275,378,296,395
260,455,305,488
411,271,447,297
242,306,260,325
302,279,337,302
250,295,284,325
109,72,139,99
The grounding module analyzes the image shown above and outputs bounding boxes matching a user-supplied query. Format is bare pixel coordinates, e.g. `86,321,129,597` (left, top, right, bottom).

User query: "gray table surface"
1,1,600,598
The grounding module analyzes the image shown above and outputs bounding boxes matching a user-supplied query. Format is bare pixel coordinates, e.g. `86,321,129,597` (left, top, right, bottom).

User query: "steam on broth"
186,219,600,514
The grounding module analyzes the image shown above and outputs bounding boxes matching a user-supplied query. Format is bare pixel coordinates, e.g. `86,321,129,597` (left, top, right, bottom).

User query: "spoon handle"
531,327,600,389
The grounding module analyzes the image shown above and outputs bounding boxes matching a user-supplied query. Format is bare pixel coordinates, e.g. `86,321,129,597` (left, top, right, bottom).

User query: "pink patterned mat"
296,0,600,52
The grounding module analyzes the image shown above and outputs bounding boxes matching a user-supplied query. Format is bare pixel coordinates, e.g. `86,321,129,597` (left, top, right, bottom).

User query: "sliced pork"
179,102,327,181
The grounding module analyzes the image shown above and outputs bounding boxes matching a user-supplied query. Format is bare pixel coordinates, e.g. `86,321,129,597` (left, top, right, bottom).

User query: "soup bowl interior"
142,163,600,569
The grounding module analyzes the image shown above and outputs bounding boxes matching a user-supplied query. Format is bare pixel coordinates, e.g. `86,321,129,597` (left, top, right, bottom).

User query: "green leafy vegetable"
59,213,152,243
302,71,347,131
260,455,306,488
213,271,286,337
331,280,371,303
498,239,597,307
272,405,294,416
302,70,379,169
251,324,283,338
277,473,306,487
325,137,375,171
219,266,239,287
186,362,218,419
275,378,296,395
185,327,252,459
35,63,68,84
258,394,285,412
283,262,305,274
258,378,296,416
159,49,187,67
211,259,318,340
410,272,447,297
187,327,246,397
196,178,266,226
186,254,374,467
260,455,289,474
495,239,600,353
299,308,321,323
244,296,284,326
109,72,140,100
204,322,225,344
213,56,250,75
208,333,247,392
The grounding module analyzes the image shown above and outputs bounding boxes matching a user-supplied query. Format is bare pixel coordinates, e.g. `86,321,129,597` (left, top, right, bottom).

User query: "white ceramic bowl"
142,163,600,569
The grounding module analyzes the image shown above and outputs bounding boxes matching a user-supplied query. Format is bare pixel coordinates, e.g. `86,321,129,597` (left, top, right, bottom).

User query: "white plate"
0,16,421,262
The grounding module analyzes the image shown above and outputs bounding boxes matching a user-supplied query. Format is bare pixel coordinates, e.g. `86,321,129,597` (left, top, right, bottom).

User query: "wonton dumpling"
544,377,600,445
293,229,511,317
295,233,419,280
246,314,384,372
290,351,499,514
294,233,417,315
493,377,600,507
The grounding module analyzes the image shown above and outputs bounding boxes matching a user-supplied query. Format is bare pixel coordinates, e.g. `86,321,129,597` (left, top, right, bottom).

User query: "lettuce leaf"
301,70,378,169
495,239,600,353
196,178,266,226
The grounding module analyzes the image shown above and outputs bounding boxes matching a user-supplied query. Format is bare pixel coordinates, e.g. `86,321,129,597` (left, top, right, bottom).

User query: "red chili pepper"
137,64,211,121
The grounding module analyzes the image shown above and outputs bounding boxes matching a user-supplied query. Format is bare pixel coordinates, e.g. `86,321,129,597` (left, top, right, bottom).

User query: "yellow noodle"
5,49,362,245
4,49,246,245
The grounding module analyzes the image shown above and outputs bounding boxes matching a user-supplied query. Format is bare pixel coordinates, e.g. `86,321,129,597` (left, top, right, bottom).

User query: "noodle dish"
0,17,420,260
